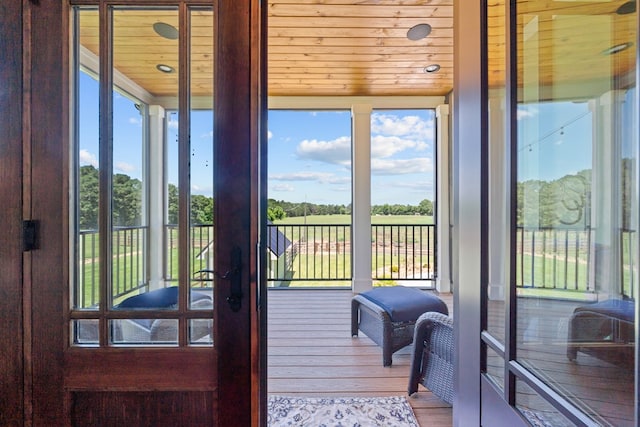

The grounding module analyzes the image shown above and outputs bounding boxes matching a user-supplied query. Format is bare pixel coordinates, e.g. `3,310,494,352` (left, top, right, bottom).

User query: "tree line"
80,163,635,230
78,165,213,228
266,198,434,221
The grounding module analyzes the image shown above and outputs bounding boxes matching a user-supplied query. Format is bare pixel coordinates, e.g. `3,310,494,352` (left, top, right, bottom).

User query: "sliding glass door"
481,1,638,425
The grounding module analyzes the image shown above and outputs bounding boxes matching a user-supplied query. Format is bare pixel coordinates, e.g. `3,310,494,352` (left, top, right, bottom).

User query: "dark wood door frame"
4,0,267,425
0,1,25,425
214,0,267,424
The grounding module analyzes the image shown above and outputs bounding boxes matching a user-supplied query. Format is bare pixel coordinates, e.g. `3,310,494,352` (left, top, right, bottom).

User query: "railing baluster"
541,229,546,288
574,231,580,291
553,230,558,290
530,230,535,288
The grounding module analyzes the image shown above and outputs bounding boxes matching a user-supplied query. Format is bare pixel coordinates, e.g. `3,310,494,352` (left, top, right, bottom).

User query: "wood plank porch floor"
267,289,454,427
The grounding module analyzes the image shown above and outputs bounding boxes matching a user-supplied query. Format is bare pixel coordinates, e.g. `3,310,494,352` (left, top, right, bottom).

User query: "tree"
112,173,142,226
418,199,434,216
267,205,286,221
79,165,99,229
191,194,214,224
168,183,178,224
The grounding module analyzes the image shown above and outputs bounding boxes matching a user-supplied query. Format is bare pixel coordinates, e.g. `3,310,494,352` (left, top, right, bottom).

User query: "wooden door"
19,0,266,425
0,1,25,426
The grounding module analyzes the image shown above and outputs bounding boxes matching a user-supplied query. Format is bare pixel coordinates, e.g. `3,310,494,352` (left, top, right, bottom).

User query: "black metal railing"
516,227,592,293
371,224,436,282
515,227,636,298
265,223,437,286
165,224,215,285
77,226,148,308
267,224,350,282
77,224,634,300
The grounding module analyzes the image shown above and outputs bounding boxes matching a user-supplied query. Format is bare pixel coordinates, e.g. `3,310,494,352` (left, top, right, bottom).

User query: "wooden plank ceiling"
77,0,635,99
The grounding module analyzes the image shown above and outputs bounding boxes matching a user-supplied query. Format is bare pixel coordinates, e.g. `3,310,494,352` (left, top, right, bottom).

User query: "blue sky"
517,101,593,182
79,72,436,207
80,70,618,208
267,110,435,206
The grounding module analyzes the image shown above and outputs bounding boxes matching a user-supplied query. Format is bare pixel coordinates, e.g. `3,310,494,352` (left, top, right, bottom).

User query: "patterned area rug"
267,395,419,427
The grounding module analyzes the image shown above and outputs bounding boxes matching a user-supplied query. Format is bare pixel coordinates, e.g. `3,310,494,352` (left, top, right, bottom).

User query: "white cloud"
128,117,142,126
371,113,433,139
192,184,213,195
200,130,214,139
270,171,335,182
269,171,350,187
268,130,273,140
271,183,295,192
391,180,434,192
295,136,351,165
115,161,136,174
517,107,538,120
371,157,433,175
168,117,179,129
79,149,98,167
371,135,419,158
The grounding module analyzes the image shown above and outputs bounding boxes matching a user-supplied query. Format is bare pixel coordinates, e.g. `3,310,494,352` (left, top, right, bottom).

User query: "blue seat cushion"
360,286,448,322
116,286,211,310
573,299,634,323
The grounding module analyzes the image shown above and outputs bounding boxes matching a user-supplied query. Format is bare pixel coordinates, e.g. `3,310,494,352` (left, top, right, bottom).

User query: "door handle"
224,246,243,312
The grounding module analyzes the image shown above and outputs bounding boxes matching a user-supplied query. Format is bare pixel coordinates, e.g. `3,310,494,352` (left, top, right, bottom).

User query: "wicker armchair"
407,312,454,405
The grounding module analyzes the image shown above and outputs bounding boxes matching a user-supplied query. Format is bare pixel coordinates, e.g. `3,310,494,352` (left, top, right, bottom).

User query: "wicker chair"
407,312,454,405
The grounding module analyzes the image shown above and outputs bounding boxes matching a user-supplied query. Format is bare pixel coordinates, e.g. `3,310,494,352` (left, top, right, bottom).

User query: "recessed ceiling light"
407,23,432,41
601,42,633,55
156,64,174,73
424,64,441,73
616,1,636,15
153,22,178,40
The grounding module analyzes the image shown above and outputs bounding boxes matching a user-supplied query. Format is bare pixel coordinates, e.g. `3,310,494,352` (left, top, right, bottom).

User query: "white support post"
351,104,373,294
436,105,452,293
148,105,165,290
487,97,507,301
590,91,623,298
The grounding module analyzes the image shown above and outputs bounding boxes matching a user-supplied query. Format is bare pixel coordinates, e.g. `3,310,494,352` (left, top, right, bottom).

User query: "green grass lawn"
77,217,629,301
274,214,434,225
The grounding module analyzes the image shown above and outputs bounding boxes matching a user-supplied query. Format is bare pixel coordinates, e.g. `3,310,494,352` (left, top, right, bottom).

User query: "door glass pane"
515,2,636,425
484,345,505,391
74,8,100,311
189,9,214,312
110,8,177,312
515,379,573,427
71,6,215,347
486,0,507,344
187,9,214,347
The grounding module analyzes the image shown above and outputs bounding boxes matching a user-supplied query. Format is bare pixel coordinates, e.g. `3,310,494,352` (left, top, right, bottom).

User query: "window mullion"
178,2,192,346
98,2,114,347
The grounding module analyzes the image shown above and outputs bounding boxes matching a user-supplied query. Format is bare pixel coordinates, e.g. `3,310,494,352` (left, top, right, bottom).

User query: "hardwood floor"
267,289,453,426
267,288,636,426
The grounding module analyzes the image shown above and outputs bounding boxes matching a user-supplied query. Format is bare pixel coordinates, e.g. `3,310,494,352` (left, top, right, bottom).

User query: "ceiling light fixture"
424,64,441,73
153,22,178,40
601,42,633,55
616,1,636,15
156,64,174,73
407,23,432,41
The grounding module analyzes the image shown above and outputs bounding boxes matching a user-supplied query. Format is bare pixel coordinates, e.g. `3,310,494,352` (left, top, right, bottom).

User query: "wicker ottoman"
351,286,448,366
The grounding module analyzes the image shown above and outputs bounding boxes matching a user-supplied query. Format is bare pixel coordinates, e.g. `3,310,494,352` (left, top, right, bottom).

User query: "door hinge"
23,220,39,252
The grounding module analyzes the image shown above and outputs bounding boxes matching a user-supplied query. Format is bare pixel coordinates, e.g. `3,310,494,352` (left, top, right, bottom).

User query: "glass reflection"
486,0,507,344
516,379,574,427
515,2,636,425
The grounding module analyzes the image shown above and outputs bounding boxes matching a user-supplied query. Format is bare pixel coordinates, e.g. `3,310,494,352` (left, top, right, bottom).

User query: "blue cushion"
574,299,634,323
116,286,211,309
360,286,448,322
